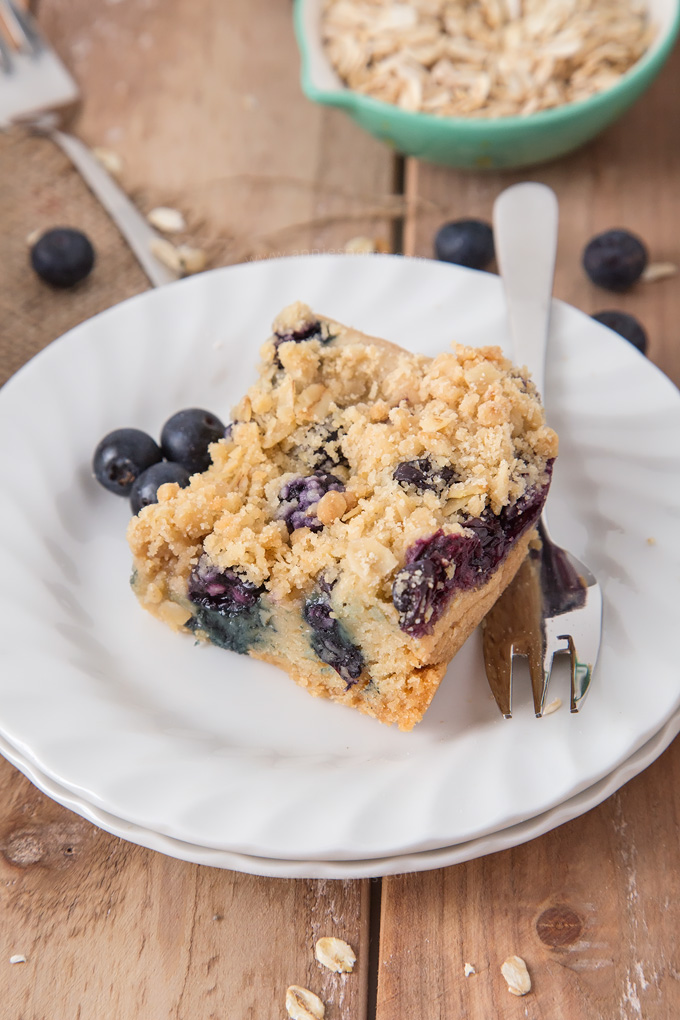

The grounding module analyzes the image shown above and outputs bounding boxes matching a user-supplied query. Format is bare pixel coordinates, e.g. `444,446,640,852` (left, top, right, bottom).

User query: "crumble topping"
129,301,556,604
127,302,557,728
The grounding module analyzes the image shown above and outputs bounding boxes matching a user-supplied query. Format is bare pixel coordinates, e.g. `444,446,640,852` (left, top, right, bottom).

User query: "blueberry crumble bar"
127,302,558,730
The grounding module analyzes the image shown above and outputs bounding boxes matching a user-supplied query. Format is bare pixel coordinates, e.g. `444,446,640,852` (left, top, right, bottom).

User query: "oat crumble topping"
127,302,557,729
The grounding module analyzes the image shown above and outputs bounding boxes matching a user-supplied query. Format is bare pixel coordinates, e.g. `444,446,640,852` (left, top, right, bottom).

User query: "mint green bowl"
294,0,680,170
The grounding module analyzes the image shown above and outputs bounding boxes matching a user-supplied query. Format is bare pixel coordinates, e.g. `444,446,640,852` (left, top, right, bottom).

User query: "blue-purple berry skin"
303,597,364,686
160,408,225,474
393,457,456,494
273,321,328,366
294,421,348,472
130,461,191,514
434,219,494,270
278,472,345,532
93,428,163,496
31,228,95,287
392,470,552,637
591,311,648,354
582,229,648,291
187,556,266,653
189,557,264,615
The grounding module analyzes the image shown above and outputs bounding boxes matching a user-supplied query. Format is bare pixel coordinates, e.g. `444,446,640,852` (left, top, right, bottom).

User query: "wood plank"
1,1,398,1015
0,759,369,1019
377,740,680,1019
378,42,680,1020
402,44,680,387
38,0,399,261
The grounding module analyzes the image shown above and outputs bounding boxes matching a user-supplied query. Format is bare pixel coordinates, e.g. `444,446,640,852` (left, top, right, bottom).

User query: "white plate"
1,254,679,861
2,708,679,879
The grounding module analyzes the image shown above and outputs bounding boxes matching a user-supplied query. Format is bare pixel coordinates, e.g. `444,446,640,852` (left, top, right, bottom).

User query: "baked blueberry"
273,320,330,366
582,229,648,291
591,310,648,354
30,228,95,287
291,421,348,472
130,461,191,514
277,472,345,532
186,557,266,654
303,596,364,686
160,408,225,474
189,557,264,615
274,320,323,350
393,476,551,637
434,219,494,270
393,457,456,494
93,428,163,496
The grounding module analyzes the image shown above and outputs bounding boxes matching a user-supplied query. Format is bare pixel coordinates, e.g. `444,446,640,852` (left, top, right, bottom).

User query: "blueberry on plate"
160,408,226,474
277,472,345,533
130,462,191,515
582,229,648,291
93,428,163,495
591,310,648,354
303,596,364,686
30,228,96,288
393,457,456,495
434,219,494,270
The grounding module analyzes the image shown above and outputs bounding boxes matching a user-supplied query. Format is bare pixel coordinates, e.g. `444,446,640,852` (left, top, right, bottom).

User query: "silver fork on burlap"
0,0,174,287
481,183,603,718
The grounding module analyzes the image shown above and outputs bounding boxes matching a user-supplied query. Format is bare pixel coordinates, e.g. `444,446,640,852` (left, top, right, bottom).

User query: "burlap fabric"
0,128,148,387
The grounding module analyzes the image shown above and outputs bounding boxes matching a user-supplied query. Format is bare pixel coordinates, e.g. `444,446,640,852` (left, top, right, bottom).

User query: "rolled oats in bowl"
321,0,656,117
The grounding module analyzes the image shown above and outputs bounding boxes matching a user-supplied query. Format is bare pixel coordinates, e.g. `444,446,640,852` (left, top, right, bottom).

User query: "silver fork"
481,182,603,718
0,0,175,288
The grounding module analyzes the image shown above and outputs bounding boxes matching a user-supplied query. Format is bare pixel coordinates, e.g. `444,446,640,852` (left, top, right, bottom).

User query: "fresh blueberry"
582,229,648,291
392,469,553,637
303,596,364,686
591,311,648,354
393,457,456,495
434,219,494,270
30,228,95,288
277,472,345,532
130,461,191,514
160,408,225,474
93,428,163,496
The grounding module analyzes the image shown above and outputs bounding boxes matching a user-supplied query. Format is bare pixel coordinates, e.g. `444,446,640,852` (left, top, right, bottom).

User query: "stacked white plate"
1,255,679,878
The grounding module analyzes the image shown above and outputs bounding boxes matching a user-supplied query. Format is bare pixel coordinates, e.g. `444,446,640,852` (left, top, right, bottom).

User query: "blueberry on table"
160,408,226,474
30,228,95,287
434,219,494,270
130,462,191,514
582,229,648,291
591,311,648,354
93,428,163,495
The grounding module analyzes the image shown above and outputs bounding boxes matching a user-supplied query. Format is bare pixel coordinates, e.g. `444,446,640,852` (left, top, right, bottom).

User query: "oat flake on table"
322,0,655,117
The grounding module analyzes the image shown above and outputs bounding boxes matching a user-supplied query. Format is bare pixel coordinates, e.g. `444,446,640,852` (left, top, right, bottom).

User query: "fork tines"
482,539,600,719
0,1,40,70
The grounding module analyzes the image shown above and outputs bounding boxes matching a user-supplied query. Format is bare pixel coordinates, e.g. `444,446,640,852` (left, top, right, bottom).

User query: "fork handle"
41,123,176,288
492,183,559,399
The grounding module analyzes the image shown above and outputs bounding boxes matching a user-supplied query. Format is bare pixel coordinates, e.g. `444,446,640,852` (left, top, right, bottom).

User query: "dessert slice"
127,302,558,730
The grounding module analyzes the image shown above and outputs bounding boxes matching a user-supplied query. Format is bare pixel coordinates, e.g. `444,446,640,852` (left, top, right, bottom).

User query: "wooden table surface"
2,3,679,1017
